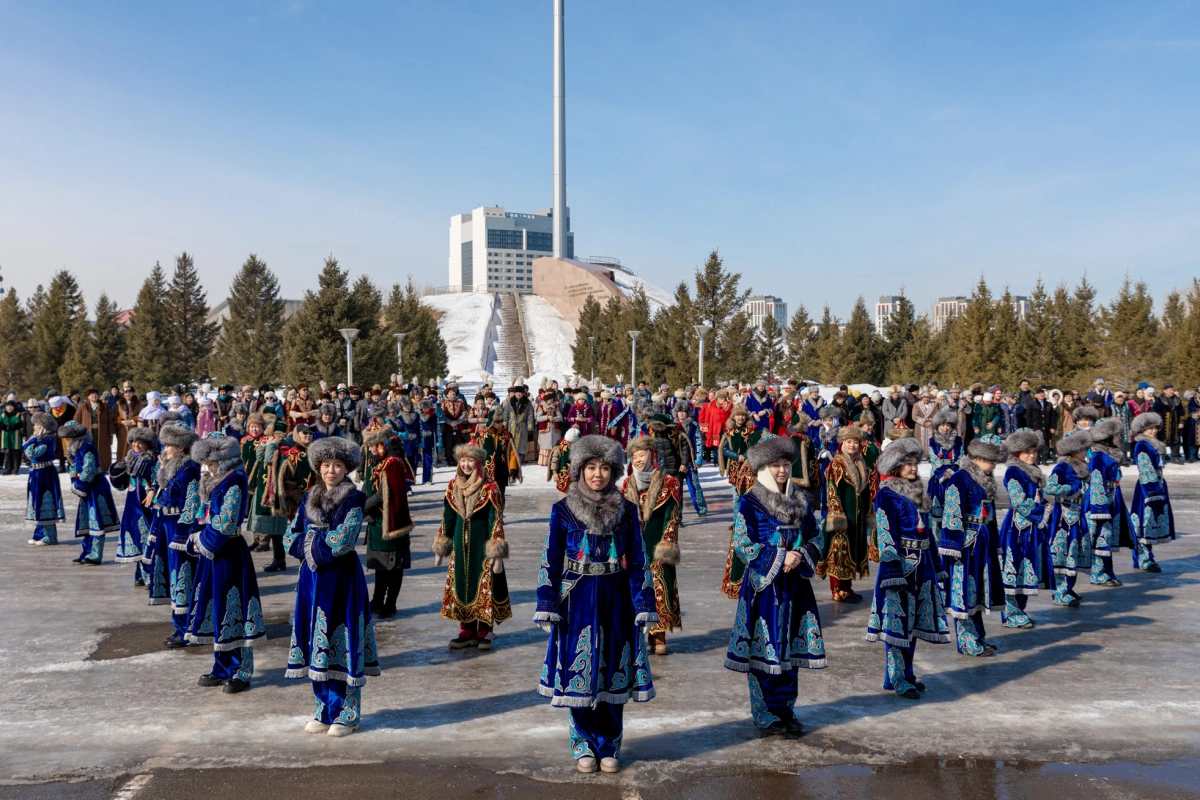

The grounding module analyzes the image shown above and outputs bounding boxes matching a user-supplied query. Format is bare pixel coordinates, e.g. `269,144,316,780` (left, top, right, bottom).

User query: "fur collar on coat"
566,481,627,536
304,477,356,528
956,456,996,503
1004,457,1046,489
880,476,930,510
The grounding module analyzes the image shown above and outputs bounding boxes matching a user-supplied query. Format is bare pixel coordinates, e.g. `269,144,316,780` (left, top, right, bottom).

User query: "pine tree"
600,285,652,386
642,282,696,388
124,263,174,391
571,295,604,378
28,270,85,393
282,256,372,387
839,296,882,384
164,252,220,385
0,289,32,395
1171,279,1200,389
59,316,102,393
756,314,785,380
810,306,843,385
783,303,816,380
92,293,127,389
1021,279,1057,384
1098,276,1158,391
379,277,448,384
882,293,917,384
209,254,286,387
1056,275,1100,388
1158,289,1186,387
945,276,996,385
691,250,753,380
895,316,942,385
993,287,1023,386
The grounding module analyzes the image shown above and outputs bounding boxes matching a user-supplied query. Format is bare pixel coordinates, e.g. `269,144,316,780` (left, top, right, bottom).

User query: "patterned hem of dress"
114,555,142,563
937,547,962,559
1052,567,1077,576
147,598,170,606
211,635,265,652
1091,547,1117,556
73,530,104,538
168,542,191,552
170,603,189,614
286,666,372,686
1139,535,1174,543
27,517,66,523
914,631,952,644
878,577,909,589
101,523,121,533
865,632,914,647
724,656,827,674
538,687,656,707
1003,588,1043,596
945,606,992,619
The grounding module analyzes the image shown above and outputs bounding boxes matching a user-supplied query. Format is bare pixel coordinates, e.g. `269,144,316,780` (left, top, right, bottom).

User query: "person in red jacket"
702,389,732,466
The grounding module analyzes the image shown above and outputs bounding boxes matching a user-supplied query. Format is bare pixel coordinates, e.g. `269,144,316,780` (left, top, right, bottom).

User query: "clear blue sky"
1,1,1197,321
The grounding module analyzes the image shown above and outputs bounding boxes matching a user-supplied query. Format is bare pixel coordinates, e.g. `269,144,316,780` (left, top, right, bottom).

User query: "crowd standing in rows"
12,369,1188,771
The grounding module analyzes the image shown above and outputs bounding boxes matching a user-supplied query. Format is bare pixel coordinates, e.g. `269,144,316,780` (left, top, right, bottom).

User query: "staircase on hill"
492,293,533,387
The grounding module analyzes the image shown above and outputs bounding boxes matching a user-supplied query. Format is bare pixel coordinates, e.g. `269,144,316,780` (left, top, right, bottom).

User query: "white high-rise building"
932,296,970,332
1012,295,1031,320
744,295,787,329
447,206,574,293
875,295,902,335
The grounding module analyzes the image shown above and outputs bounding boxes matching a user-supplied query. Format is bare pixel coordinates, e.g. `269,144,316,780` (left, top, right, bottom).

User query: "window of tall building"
461,241,473,285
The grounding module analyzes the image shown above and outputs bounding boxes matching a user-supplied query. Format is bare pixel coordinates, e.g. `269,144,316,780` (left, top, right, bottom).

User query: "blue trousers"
747,672,797,729
313,681,362,727
77,533,105,562
883,642,916,694
682,470,707,516
1053,573,1079,605
168,549,197,640
954,612,989,656
212,647,253,682
1001,595,1030,627
1090,555,1115,584
1133,540,1156,569
421,447,434,484
33,524,58,544
568,703,624,760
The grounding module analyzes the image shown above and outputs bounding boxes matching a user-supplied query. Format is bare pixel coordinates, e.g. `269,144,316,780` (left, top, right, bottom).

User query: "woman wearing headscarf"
139,391,166,433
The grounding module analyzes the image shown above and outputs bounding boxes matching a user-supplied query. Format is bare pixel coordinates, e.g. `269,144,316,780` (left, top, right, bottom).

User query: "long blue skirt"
185,534,266,652
27,467,64,524
287,552,380,686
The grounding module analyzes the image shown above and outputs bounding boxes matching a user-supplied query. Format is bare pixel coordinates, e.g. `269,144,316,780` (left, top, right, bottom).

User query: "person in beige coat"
911,390,938,453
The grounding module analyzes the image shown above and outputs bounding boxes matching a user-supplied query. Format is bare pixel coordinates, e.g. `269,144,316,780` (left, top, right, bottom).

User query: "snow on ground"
420,292,498,381
611,271,674,311
521,295,576,387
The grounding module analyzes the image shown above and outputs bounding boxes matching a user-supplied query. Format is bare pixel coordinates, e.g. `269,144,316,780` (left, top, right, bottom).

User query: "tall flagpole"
552,0,567,260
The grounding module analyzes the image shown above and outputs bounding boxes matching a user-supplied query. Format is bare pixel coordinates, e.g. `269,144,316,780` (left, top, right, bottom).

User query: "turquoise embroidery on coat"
943,486,963,532
220,586,245,642
634,635,650,688
610,641,631,692
244,597,264,639
731,511,761,563
567,626,593,694
884,590,906,635
288,626,305,667
211,486,243,535
802,611,824,656
917,581,936,632
328,623,351,670
326,508,363,556
730,598,751,659
749,618,778,663
79,451,98,482
877,508,898,561
180,480,202,524
312,608,330,668
171,561,193,609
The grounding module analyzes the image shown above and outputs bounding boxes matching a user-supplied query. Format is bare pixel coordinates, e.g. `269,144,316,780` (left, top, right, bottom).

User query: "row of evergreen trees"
0,254,448,397
571,250,1200,392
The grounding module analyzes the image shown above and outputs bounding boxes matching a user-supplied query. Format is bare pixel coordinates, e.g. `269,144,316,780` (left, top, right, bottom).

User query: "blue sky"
1,1,1197,321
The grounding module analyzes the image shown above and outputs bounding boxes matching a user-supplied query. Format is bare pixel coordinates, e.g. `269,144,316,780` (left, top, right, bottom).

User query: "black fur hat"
747,435,797,472
877,437,922,477
1130,412,1162,438
58,421,88,439
308,436,361,470
569,435,624,483
1004,429,1043,456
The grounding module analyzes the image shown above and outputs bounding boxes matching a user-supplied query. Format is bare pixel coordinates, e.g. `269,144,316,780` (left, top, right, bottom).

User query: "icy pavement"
1,463,1199,790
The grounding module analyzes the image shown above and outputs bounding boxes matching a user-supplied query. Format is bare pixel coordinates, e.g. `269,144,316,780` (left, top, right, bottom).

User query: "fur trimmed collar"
316,421,340,436
304,478,356,528
1091,441,1126,466
226,419,246,436
956,456,996,503
200,460,244,503
880,476,930,510
933,429,959,449
819,424,839,444
566,482,627,536
1135,434,1167,455
1005,458,1046,489
156,453,191,489
748,479,810,527
835,451,869,494
1057,455,1089,480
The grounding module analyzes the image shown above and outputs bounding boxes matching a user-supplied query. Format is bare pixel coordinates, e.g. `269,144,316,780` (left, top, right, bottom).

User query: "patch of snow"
420,293,498,382
521,295,576,387
611,272,674,311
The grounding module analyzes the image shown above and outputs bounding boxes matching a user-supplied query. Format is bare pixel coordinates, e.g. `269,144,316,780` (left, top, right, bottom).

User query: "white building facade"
875,295,902,335
448,206,574,293
744,295,787,329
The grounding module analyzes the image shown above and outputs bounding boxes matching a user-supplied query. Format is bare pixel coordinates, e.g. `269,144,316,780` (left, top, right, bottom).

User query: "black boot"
370,573,385,615
380,569,404,618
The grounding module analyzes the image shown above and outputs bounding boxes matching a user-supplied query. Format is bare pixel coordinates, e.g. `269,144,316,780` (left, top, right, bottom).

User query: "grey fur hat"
31,412,57,435
1130,412,1163,438
319,403,336,418
569,434,624,483
231,402,249,417
58,420,88,439
747,435,797,472
932,409,958,428
1091,417,1122,443
790,411,813,432
966,434,1006,463
1072,405,1100,424
127,427,160,450
419,398,435,412
308,436,361,470
877,437,922,477
1004,428,1043,456
674,399,692,415
160,411,184,425
158,424,197,450
818,406,843,421
191,433,240,464
1056,429,1093,456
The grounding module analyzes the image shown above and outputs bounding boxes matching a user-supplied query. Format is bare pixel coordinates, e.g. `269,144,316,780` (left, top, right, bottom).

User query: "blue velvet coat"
998,464,1055,596
939,464,1003,620
145,459,202,606
536,492,657,707
1130,439,1175,545
24,436,64,524
1045,459,1088,576
111,451,158,563
69,441,120,536
1085,448,1134,560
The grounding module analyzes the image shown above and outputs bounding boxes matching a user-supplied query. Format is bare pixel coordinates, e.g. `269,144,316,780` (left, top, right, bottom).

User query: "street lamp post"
628,330,641,389
339,328,360,387
588,336,596,385
394,333,407,383
693,324,713,386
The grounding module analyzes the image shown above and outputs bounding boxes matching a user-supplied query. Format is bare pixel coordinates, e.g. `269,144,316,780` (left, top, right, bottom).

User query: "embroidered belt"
566,559,622,576
966,514,989,525
900,537,930,550
1106,481,1120,491
160,506,183,515
29,461,53,470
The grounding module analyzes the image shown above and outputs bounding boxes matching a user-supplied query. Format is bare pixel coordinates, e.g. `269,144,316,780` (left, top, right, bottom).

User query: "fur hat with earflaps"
877,437,922,478
626,436,657,459
837,426,865,442
1004,429,1042,456
158,424,199,451
454,443,486,465
966,434,1006,463
568,435,624,483
789,412,813,434
1056,428,1093,456
857,410,875,427
747,435,797,472
932,409,958,428
1091,417,1122,444
31,412,58,435
819,406,843,421
1072,405,1100,424
318,403,336,418
191,433,241,464
308,436,361,471
363,424,395,448
126,427,159,450
1130,412,1163,438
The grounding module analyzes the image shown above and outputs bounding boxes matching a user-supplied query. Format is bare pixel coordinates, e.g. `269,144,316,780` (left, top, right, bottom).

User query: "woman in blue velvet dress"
1128,412,1174,571
285,436,380,737
926,410,962,540
59,421,120,565
1085,418,1134,587
867,437,948,699
1045,429,1092,606
109,427,158,584
724,436,826,733
998,429,1055,628
25,412,65,546
149,423,201,644
535,435,656,775
186,433,264,694
939,434,1005,657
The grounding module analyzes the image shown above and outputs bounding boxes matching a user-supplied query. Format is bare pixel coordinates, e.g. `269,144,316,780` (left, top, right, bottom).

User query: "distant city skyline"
1,3,1197,320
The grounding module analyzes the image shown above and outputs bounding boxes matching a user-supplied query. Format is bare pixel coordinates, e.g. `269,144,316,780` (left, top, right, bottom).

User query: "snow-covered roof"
610,272,674,311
